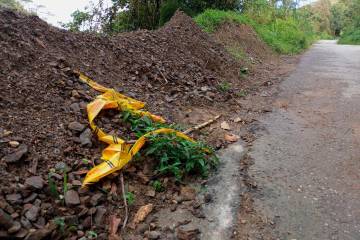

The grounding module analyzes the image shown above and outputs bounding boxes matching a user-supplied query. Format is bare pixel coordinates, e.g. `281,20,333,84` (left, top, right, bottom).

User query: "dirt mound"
213,22,275,63
0,9,246,239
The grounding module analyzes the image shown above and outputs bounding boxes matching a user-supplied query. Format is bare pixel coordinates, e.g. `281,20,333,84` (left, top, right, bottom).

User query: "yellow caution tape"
74,71,195,187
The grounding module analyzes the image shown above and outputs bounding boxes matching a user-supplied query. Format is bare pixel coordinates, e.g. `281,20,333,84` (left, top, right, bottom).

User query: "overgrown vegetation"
331,0,360,45
195,8,317,54
121,112,218,180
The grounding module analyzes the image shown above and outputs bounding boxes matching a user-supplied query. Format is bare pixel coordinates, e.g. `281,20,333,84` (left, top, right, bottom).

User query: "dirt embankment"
0,9,294,240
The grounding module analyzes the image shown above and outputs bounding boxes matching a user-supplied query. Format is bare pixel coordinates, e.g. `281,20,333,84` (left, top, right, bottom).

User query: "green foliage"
335,0,360,44
236,89,248,97
0,0,25,11
121,111,217,180
61,10,91,32
125,191,135,205
63,170,68,194
48,173,59,199
159,0,181,26
217,81,232,92
121,111,182,137
152,180,165,192
195,9,316,54
86,231,98,239
338,29,360,45
54,217,66,233
145,133,218,180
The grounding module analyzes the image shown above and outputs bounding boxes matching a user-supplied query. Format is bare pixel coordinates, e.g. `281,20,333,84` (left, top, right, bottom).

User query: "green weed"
48,173,59,199
145,134,218,180
121,111,218,180
86,230,98,239
152,180,164,192
54,217,66,233
236,90,248,98
217,81,232,92
63,170,68,195
125,191,135,205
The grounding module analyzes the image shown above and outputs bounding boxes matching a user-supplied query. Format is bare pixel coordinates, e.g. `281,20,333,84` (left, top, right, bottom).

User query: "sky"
23,0,111,27
23,0,316,27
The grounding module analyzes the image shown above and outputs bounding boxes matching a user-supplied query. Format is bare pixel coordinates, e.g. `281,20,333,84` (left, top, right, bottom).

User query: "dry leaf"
220,121,231,130
109,215,121,236
132,204,154,225
224,134,239,142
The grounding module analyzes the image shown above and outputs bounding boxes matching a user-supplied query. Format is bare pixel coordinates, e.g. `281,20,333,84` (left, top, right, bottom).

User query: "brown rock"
0,208,14,229
25,176,44,190
176,225,200,240
90,193,104,206
68,121,85,132
5,193,22,204
25,205,40,222
2,144,28,163
65,190,80,206
94,206,107,225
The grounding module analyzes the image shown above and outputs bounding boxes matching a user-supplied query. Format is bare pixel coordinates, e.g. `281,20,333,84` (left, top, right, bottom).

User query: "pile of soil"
0,8,289,240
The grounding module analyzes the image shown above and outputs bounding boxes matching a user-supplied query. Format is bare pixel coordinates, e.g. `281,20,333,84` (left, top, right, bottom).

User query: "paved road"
249,40,360,240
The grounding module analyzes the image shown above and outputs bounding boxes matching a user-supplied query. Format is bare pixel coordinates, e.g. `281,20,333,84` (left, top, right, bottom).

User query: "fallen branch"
120,172,128,230
183,115,221,134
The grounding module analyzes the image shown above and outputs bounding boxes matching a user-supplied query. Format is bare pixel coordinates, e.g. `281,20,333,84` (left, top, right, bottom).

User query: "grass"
338,29,360,45
194,9,316,54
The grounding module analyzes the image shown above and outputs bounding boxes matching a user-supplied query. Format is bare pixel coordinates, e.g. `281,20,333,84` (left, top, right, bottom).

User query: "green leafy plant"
236,90,248,97
152,180,164,192
121,111,218,180
217,81,232,92
48,173,59,199
63,170,68,195
125,191,135,205
145,134,218,180
121,111,182,138
54,217,66,233
86,230,98,239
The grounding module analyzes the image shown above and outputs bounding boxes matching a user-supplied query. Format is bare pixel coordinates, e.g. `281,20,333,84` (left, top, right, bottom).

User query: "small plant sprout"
54,217,65,233
152,180,164,192
125,191,135,205
217,81,232,92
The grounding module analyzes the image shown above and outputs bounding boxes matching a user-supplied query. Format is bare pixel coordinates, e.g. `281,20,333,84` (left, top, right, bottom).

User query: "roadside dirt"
0,8,298,240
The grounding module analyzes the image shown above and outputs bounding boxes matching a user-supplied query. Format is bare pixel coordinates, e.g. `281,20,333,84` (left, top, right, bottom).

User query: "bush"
338,29,360,45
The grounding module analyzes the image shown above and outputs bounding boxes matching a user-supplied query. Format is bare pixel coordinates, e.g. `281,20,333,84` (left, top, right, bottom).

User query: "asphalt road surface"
249,40,360,240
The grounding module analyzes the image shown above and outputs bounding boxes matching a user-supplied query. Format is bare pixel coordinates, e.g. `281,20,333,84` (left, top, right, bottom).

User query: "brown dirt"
0,8,298,240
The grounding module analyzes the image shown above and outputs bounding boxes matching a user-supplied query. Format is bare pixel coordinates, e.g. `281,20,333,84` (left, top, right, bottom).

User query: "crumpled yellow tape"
74,71,194,187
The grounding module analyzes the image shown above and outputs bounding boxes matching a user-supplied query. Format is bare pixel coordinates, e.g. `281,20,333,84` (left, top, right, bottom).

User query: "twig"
120,172,128,230
158,68,168,84
183,115,221,134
